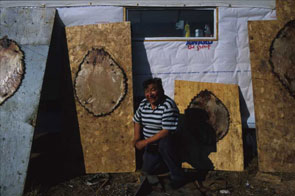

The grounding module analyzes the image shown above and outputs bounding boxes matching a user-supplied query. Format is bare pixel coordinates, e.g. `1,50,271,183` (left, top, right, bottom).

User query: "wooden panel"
0,46,50,195
0,8,55,196
65,22,135,173
248,0,295,172
175,80,243,171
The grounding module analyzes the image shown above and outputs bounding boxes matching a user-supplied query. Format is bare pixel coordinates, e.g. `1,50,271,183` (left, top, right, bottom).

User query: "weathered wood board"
248,0,295,172
0,7,55,196
175,80,244,171
65,22,135,173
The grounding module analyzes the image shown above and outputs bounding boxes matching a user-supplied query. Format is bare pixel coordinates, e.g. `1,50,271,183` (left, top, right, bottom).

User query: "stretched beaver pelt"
0,36,24,105
74,48,127,117
270,20,295,98
187,90,230,142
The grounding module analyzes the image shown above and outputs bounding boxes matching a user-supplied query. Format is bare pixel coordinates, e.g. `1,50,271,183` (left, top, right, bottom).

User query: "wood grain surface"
248,0,295,172
175,80,244,171
66,22,135,173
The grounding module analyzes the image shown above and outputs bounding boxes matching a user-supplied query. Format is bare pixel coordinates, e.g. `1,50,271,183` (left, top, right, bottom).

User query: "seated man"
132,77,186,188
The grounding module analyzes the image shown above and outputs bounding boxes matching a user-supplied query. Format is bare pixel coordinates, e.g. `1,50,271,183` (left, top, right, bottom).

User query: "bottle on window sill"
204,24,212,37
184,22,190,37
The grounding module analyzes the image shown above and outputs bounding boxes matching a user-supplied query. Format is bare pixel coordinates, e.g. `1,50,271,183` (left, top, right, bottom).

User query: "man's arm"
133,122,142,147
135,129,169,150
145,129,169,144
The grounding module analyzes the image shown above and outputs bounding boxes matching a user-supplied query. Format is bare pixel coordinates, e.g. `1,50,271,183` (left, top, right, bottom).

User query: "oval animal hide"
0,36,24,105
270,20,295,98
74,48,127,116
187,90,230,141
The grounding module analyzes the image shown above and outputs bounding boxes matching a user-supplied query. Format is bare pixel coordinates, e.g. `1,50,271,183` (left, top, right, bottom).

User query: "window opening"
125,7,218,41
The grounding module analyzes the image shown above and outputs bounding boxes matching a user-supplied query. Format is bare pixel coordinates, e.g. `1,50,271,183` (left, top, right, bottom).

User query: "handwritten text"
186,41,213,51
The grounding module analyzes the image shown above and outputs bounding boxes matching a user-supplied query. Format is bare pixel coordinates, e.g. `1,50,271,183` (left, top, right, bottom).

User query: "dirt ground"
24,155,295,196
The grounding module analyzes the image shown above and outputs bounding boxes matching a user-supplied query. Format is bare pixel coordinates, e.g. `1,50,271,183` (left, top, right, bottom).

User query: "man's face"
144,83,162,106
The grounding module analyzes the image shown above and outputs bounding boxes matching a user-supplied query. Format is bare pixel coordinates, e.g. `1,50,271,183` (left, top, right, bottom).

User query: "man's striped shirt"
133,96,179,139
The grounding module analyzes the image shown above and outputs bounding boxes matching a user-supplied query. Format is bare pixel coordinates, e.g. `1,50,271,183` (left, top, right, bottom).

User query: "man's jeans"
141,135,185,181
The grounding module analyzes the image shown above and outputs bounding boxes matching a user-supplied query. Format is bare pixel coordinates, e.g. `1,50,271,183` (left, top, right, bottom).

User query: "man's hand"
132,139,139,148
135,139,148,150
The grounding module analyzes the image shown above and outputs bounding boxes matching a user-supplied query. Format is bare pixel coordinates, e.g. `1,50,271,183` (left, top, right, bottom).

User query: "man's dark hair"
143,78,164,93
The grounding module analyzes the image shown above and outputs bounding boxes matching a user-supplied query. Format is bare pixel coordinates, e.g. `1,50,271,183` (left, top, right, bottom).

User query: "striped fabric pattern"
133,96,179,138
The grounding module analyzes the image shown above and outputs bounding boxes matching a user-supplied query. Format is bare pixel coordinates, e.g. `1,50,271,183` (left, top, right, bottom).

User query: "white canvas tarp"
57,6,276,128
1,0,276,9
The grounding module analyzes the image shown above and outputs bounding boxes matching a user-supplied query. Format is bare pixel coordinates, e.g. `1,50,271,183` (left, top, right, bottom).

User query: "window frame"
124,7,218,42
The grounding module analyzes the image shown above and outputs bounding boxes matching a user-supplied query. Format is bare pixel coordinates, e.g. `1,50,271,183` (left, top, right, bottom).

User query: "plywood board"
175,80,243,171
248,0,295,172
65,22,135,173
0,7,55,196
